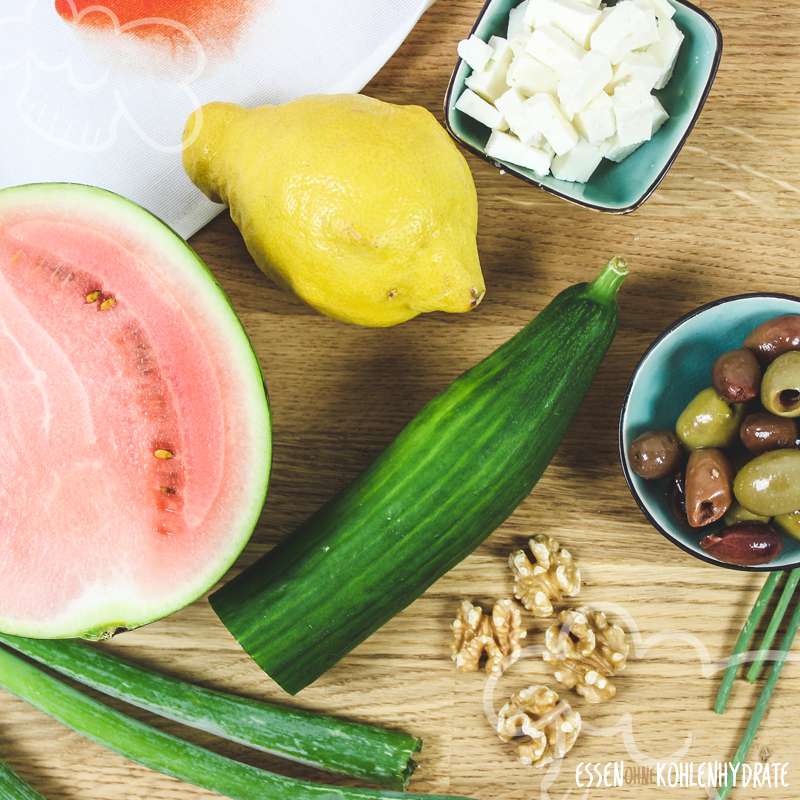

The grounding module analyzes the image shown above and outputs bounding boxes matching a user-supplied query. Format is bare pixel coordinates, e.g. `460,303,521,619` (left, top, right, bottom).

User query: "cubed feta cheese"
495,88,545,144
611,52,662,91
524,0,550,28
613,81,656,146
635,0,675,20
465,41,514,102
590,1,658,64
576,0,602,8
489,36,514,61
603,135,643,162
557,51,612,118
507,53,560,95
486,130,554,176
526,26,586,76
457,35,495,72
455,89,506,130
543,0,603,47
508,0,531,38
551,138,604,181
651,95,669,134
527,92,580,155
574,91,616,143
646,16,684,89
626,4,659,50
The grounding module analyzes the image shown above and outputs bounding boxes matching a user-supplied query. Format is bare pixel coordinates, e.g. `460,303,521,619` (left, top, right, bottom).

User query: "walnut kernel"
509,534,581,617
543,607,630,703
451,598,526,676
497,685,581,768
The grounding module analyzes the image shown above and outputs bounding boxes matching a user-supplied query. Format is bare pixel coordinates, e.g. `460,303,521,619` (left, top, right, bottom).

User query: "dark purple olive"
700,522,783,566
629,430,683,479
669,469,688,524
740,412,798,454
685,448,733,528
712,348,762,403
745,315,800,365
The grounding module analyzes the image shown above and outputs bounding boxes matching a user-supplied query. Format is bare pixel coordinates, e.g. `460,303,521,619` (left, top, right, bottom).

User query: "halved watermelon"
0,184,270,639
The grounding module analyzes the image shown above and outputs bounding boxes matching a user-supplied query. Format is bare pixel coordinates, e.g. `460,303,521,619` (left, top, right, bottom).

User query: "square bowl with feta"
444,0,722,213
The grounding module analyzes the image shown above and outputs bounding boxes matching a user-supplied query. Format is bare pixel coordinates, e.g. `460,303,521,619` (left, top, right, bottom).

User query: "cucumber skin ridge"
212,278,619,695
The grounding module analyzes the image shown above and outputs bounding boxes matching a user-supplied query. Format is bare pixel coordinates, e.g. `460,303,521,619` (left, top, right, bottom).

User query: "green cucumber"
0,635,419,789
0,761,44,800
212,258,629,695
0,647,471,800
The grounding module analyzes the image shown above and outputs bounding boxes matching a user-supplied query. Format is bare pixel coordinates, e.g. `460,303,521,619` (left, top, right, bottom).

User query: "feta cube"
557,51,612,118
543,0,603,47
603,136,643,162
526,26,586,75
457,35,495,72
574,91,616,143
651,95,669,134
495,88,545,144
635,0,675,20
613,80,656,146
489,35,514,61
611,52,662,91
465,41,514,102
590,1,658,64
527,92,579,155
524,0,550,28
486,130,554,176
455,89,506,130
507,53,560,95
508,0,531,38
551,138,604,181
576,0,602,8
647,16,684,89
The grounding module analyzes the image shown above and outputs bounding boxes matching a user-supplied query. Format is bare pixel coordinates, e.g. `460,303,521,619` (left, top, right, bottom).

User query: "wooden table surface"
4,1,800,798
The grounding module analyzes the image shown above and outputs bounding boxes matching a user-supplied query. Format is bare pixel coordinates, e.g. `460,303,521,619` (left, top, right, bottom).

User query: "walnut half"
509,534,581,618
451,598,526,676
543,607,630,703
497,685,581,768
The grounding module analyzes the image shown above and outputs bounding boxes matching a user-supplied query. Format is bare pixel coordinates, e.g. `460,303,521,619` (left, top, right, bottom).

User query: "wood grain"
4,1,800,798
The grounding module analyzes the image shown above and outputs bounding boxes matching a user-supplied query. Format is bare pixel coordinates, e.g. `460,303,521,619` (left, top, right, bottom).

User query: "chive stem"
714,571,782,715
716,592,800,800
746,569,800,683
0,646,473,800
586,257,629,303
0,760,44,800
0,635,417,789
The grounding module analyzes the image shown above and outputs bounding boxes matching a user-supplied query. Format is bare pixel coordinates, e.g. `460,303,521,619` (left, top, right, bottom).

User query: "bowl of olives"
620,294,800,571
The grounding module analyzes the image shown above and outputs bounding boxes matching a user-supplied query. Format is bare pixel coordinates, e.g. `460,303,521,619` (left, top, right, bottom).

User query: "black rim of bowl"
443,0,724,214
619,292,800,572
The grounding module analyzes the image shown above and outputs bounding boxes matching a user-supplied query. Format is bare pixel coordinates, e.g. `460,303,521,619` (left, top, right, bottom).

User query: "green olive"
774,511,800,540
675,388,745,450
734,449,800,516
761,351,800,418
723,502,770,526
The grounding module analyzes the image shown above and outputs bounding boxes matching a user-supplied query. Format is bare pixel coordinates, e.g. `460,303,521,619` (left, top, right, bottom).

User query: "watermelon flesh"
0,184,270,639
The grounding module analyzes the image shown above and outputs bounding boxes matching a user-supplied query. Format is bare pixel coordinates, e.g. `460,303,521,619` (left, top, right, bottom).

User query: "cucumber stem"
0,646,473,800
714,571,783,714
746,569,800,683
586,257,629,304
0,760,44,800
0,635,417,789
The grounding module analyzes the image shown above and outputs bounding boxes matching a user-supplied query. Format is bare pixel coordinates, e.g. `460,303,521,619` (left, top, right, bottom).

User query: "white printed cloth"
0,0,434,237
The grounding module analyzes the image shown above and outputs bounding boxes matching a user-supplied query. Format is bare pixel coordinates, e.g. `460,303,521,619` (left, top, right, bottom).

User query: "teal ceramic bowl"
444,0,722,213
620,294,800,572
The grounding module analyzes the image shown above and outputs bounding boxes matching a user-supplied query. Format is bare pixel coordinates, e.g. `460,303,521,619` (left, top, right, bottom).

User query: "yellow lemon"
183,95,485,327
